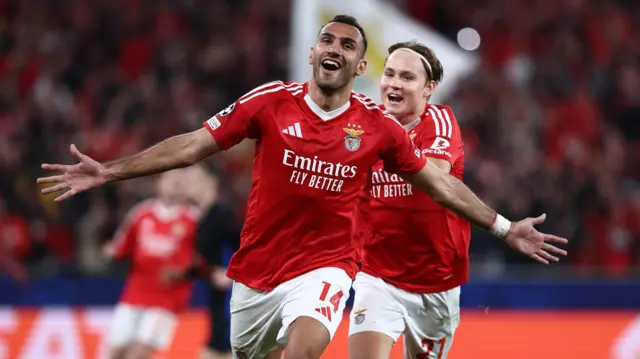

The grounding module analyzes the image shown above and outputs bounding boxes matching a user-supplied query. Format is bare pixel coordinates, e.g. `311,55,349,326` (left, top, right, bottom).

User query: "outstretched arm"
102,128,219,181
377,107,567,265
405,160,568,264
406,160,495,230
37,128,219,201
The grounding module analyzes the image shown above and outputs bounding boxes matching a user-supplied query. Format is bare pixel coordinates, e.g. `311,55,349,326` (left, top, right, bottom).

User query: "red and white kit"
203,81,427,358
350,104,470,359
108,199,199,350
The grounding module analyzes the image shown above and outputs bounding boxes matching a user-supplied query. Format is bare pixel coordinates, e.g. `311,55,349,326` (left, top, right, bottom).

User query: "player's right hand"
211,266,232,290
37,144,107,202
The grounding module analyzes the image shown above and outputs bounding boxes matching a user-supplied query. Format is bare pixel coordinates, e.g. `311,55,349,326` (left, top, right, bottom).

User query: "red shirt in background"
111,199,199,313
360,104,470,293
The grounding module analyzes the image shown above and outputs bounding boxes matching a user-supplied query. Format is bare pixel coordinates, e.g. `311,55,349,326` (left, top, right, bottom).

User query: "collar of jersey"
153,201,182,221
403,116,422,131
303,93,351,121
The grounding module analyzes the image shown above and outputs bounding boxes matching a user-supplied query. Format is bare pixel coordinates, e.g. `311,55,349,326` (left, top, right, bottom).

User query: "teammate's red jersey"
203,81,427,291
111,199,199,313
360,104,470,293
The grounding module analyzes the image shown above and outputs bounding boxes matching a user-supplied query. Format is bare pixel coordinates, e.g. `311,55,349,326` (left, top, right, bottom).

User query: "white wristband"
490,214,512,239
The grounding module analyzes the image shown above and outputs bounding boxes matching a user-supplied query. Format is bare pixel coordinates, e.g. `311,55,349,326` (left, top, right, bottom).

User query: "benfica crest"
343,124,364,152
353,308,367,324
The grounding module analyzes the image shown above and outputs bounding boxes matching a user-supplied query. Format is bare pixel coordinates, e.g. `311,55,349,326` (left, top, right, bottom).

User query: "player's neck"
307,81,351,112
395,102,427,126
396,108,424,126
158,198,178,208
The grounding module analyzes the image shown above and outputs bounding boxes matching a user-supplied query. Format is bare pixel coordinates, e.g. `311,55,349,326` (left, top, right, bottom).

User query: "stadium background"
0,0,638,358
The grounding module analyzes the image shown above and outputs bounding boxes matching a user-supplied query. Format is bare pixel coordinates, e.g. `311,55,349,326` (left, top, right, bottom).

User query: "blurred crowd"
403,0,640,277
0,0,638,280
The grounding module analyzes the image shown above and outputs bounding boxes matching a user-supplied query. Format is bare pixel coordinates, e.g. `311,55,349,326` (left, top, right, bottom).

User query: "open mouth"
387,93,404,104
321,58,342,72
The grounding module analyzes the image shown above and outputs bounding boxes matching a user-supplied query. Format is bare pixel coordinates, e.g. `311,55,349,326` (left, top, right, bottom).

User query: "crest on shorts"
353,308,367,325
233,347,247,359
343,124,364,152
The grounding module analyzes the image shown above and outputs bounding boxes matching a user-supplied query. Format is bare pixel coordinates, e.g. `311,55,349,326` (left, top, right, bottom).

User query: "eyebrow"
384,67,419,77
319,32,358,46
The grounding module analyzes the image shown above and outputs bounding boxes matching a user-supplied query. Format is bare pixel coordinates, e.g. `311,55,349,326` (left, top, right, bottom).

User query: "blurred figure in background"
164,164,241,359
0,196,30,282
103,169,200,359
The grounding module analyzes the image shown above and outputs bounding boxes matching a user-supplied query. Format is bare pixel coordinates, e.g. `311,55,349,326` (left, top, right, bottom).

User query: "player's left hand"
504,213,568,264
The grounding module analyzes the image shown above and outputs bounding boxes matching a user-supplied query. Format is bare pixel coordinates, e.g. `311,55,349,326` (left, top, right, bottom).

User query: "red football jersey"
360,104,471,293
203,81,427,291
112,199,199,313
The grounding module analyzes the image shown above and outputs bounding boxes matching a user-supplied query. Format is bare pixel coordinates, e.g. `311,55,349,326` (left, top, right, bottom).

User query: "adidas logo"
315,306,332,321
282,122,303,138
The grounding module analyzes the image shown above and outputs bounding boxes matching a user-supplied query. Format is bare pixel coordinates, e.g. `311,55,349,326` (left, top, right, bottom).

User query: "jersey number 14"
315,281,344,322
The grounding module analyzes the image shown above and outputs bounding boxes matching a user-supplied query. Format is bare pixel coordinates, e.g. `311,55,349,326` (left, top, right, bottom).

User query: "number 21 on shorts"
315,281,344,322
417,338,446,359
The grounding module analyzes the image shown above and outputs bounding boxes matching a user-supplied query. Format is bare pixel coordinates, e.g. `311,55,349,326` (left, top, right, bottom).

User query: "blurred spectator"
404,0,639,276
0,0,637,278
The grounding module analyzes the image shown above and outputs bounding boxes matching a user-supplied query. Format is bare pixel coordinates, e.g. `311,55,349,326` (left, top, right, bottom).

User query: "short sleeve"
420,105,464,165
378,113,427,175
202,82,281,150
111,204,146,259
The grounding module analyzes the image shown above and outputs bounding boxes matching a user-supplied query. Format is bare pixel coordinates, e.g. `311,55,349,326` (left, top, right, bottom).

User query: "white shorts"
230,267,352,359
108,303,178,351
349,272,460,359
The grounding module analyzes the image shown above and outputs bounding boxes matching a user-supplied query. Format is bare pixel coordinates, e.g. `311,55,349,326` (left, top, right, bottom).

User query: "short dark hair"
319,14,368,57
388,41,444,84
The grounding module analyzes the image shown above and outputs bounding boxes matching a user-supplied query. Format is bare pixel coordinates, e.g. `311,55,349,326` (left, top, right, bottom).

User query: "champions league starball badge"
217,102,235,117
343,124,365,152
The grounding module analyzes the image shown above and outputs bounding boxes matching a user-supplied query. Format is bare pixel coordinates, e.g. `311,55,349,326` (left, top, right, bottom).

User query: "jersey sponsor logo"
216,102,235,117
370,169,414,199
282,149,358,193
430,137,450,150
137,219,180,257
422,148,452,157
343,123,364,152
138,235,179,257
421,137,452,157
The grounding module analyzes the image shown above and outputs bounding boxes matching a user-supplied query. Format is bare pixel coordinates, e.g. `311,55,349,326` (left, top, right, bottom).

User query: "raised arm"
37,128,219,202
406,160,495,230
37,82,275,202
377,109,568,265
405,162,568,264
103,128,218,181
